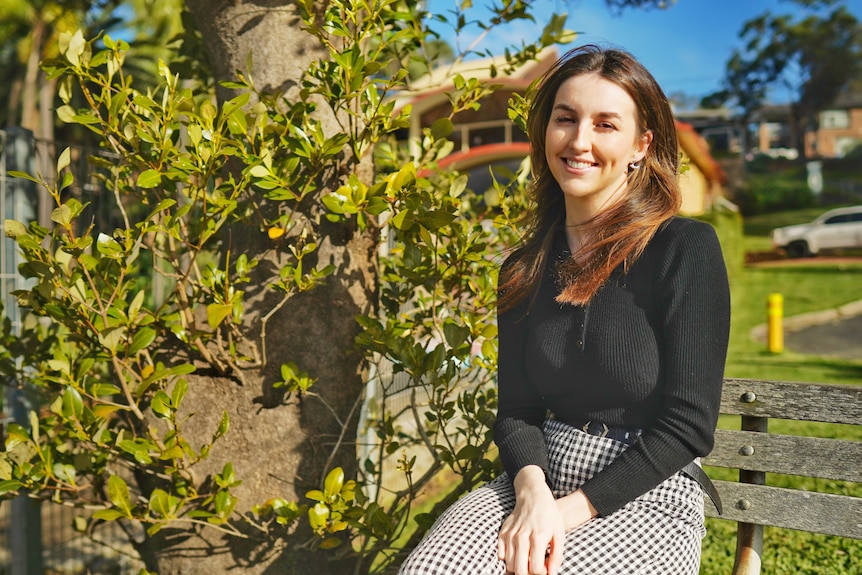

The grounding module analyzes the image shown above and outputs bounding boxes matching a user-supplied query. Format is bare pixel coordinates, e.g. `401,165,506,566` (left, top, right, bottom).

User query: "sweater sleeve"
493,269,549,481
579,219,731,516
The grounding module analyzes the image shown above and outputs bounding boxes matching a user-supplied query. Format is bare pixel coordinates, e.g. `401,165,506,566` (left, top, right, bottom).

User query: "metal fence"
1,128,144,575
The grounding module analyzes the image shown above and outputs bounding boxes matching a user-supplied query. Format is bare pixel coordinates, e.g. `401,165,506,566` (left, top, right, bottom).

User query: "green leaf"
391,210,414,231
4,220,27,239
92,509,125,521
456,444,483,460
308,503,329,531
91,383,121,397
56,105,76,124
0,480,23,496
430,117,454,139
214,411,229,440
137,169,162,189
319,537,343,549
57,147,72,174
52,463,77,485
128,327,156,354
306,489,325,502
62,386,84,419
443,320,471,350
98,326,125,355
96,233,123,258
450,174,469,198
324,467,344,497
171,379,187,409
129,290,146,320
106,475,132,516
206,303,233,329
65,29,86,67
8,171,41,184
151,391,172,419
149,488,177,518
118,439,153,465
422,210,456,231
51,204,73,227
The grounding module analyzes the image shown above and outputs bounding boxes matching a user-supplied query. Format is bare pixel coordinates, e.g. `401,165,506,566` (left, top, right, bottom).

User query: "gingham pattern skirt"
398,418,706,575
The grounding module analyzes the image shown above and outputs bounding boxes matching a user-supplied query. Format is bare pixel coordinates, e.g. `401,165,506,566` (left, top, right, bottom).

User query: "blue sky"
426,0,862,104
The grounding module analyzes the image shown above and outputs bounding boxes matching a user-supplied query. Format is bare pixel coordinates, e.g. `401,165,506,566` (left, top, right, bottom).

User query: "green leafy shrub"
0,2,572,572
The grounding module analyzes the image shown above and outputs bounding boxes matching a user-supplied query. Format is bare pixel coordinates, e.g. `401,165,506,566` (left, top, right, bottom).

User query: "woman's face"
544,72,651,216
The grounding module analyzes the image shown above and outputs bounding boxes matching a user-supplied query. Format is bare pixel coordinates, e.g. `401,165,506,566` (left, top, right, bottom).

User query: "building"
806,93,862,158
753,93,862,160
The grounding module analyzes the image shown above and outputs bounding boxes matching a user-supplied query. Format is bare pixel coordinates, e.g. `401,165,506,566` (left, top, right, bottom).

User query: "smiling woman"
398,45,731,575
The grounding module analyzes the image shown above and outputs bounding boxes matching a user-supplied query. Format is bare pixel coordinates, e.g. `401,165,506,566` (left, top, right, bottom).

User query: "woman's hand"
497,466,565,575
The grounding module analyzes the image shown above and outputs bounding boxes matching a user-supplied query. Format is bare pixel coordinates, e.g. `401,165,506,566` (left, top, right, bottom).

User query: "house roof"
676,120,726,183
391,47,559,115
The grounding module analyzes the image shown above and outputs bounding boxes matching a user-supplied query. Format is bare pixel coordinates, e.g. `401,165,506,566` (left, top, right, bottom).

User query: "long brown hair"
498,45,681,312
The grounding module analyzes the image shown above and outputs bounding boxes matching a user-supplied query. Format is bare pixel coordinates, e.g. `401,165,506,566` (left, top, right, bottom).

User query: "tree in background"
703,0,862,156
1,1,676,573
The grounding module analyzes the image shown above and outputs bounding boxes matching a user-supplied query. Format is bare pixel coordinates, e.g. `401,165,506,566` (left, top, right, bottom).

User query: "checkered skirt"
398,418,705,575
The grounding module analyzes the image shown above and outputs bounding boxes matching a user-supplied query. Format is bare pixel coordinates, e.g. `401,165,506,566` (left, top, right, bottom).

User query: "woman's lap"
398,421,705,575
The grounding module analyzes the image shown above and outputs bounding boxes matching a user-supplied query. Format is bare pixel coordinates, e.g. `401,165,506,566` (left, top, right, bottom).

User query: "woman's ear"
633,129,653,163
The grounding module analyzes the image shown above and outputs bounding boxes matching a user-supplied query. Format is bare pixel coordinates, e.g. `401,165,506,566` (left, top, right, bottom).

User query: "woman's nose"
568,124,590,151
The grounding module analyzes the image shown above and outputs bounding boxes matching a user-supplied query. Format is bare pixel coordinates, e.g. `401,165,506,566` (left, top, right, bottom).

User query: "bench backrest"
702,378,862,575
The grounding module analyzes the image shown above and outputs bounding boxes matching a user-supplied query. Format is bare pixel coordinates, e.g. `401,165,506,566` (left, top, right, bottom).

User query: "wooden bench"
702,378,862,575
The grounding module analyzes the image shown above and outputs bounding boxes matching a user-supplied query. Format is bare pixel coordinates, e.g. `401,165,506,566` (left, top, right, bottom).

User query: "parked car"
771,205,862,258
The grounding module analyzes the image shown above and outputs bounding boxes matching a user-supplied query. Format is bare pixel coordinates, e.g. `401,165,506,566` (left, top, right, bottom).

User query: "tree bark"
136,2,378,573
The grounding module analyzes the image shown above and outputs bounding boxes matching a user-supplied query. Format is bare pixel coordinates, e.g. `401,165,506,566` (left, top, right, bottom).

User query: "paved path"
784,314,862,360
751,299,862,360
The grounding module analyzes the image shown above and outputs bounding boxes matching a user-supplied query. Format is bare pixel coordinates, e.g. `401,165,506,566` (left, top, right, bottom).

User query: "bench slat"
720,379,862,424
705,429,862,482
704,481,862,539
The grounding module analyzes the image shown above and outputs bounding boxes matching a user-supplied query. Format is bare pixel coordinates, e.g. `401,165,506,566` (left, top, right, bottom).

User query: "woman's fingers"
528,535,548,574
498,523,560,574
546,528,565,575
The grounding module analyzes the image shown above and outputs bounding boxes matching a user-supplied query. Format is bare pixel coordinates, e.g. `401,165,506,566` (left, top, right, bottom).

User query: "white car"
771,205,862,258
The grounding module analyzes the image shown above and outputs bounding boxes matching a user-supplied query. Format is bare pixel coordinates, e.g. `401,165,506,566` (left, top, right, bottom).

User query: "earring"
628,159,641,171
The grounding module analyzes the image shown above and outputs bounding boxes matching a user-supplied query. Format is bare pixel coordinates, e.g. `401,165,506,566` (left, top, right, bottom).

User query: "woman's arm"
579,218,731,516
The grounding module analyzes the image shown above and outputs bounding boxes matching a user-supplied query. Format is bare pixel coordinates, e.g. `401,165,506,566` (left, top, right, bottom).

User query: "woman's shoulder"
638,217,723,276
657,215,715,236
652,216,720,250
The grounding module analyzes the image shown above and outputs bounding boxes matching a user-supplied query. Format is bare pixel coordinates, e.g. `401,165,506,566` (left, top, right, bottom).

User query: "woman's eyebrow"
552,103,623,120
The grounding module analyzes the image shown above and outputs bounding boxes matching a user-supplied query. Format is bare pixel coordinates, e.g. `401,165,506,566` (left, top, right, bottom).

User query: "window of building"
820,110,850,130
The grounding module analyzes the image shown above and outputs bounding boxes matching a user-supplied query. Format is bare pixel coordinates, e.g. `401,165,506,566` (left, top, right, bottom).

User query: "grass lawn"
700,212,862,575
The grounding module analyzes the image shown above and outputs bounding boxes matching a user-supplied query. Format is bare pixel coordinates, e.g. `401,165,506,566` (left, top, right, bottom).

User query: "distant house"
395,49,728,216
676,120,727,215
753,93,862,159
806,93,862,158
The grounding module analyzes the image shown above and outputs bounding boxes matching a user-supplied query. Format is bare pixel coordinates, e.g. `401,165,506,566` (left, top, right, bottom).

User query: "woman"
399,45,730,575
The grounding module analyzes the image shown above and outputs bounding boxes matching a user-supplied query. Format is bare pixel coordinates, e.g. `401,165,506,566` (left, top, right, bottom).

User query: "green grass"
699,222,862,575
725,261,862,383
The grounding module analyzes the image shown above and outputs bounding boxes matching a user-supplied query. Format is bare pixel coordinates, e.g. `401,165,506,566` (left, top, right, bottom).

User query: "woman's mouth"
565,159,594,169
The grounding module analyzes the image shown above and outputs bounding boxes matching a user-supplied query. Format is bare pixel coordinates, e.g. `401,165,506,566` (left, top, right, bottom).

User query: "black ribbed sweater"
494,216,731,516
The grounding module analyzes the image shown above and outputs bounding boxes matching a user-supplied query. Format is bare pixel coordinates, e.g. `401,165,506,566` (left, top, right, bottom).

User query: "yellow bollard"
767,293,784,353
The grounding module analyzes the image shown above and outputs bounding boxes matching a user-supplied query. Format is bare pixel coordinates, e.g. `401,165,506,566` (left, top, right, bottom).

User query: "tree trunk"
136,2,378,573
